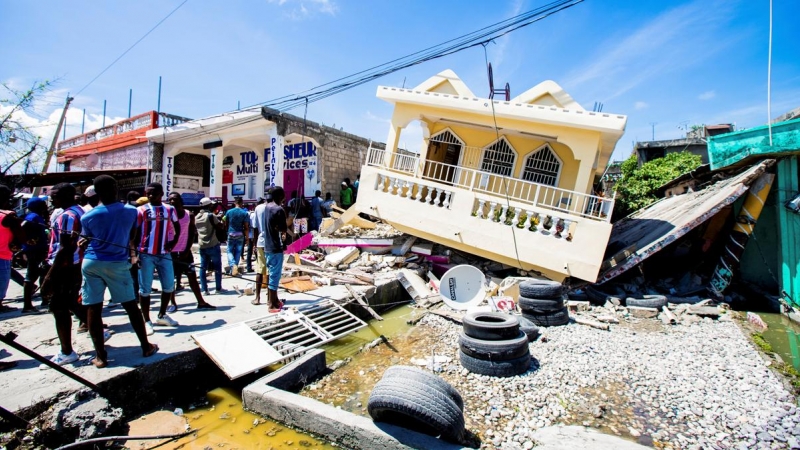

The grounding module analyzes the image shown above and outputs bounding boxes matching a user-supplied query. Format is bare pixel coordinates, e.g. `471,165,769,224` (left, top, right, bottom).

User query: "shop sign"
283,142,317,169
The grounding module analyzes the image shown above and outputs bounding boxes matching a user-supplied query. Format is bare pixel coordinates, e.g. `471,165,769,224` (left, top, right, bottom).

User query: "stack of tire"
518,279,570,327
367,366,465,442
458,312,531,377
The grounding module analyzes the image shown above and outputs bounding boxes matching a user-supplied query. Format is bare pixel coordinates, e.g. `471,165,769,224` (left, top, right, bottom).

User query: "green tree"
0,80,56,176
614,151,703,218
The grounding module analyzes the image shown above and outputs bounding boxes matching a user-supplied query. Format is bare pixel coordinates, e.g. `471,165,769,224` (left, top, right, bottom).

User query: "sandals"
143,344,159,358
251,299,262,306
197,303,216,310
21,307,42,315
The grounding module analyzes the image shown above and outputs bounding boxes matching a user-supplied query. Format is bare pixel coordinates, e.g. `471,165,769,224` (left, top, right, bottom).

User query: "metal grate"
521,145,561,187
430,129,462,145
193,300,367,379
480,138,515,177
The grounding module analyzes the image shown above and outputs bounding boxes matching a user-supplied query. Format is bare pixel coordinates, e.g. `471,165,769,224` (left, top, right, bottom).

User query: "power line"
74,0,189,97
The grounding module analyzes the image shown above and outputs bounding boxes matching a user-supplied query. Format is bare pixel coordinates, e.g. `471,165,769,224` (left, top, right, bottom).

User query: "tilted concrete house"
356,70,627,282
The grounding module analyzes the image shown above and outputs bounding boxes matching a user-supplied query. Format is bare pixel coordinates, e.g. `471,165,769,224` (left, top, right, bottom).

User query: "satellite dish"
86,153,99,169
439,265,486,310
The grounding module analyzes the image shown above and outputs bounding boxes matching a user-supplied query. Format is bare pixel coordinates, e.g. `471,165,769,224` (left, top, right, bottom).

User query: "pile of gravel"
417,313,800,449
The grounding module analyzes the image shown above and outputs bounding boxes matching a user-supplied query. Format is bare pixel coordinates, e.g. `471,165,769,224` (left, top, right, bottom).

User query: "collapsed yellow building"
356,70,627,282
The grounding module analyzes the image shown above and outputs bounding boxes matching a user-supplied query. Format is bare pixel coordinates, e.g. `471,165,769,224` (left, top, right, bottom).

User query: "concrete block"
567,300,589,312
242,384,466,450
252,349,327,393
325,246,359,266
627,306,659,318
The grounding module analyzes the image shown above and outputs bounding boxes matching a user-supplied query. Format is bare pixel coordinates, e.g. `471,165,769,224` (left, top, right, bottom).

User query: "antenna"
649,122,657,140
487,63,510,101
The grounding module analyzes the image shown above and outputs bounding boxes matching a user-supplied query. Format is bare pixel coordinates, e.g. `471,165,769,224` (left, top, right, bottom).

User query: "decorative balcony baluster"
443,191,452,209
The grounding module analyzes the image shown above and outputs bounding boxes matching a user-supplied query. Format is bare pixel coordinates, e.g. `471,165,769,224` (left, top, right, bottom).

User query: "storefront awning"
597,160,775,284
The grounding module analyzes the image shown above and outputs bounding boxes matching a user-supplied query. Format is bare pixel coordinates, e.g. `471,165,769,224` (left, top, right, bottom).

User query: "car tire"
462,312,520,341
458,331,529,361
458,350,531,377
382,365,464,411
368,378,465,442
625,295,667,309
518,296,564,312
517,316,541,341
518,280,564,299
522,307,570,327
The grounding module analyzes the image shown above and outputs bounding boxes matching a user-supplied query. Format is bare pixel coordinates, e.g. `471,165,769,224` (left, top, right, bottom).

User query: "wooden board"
280,276,318,293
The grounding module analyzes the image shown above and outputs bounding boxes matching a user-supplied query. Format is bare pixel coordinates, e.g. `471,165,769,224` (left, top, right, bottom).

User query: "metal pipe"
157,76,162,114
0,332,103,395
128,88,132,118
102,100,107,127
81,109,85,134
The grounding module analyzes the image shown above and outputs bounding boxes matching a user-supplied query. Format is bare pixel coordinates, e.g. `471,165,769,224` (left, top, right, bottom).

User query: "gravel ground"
417,313,800,450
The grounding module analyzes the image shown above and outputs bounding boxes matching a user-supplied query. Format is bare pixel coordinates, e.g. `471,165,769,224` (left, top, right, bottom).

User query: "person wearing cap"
81,186,100,213
21,196,49,313
223,197,249,276
340,181,354,209
194,197,225,294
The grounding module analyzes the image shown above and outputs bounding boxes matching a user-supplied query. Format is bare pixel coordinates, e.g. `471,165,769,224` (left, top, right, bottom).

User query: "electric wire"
74,0,190,97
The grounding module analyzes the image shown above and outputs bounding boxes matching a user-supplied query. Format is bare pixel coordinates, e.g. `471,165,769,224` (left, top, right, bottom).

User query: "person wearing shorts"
21,196,48,313
252,186,287,312
168,192,215,311
40,183,88,366
135,183,181,334
81,175,157,367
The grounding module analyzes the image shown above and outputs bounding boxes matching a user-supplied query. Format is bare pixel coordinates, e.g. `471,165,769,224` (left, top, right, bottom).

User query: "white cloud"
634,101,648,110
564,0,740,101
267,0,338,19
698,90,716,100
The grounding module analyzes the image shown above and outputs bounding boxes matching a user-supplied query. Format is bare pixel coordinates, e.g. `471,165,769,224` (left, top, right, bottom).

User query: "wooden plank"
283,263,370,286
280,276,318,293
321,205,360,236
344,285,383,321
430,308,464,324
573,316,610,331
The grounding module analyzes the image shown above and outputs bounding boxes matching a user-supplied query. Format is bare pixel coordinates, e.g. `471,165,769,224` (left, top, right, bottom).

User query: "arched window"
521,144,561,186
480,137,516,177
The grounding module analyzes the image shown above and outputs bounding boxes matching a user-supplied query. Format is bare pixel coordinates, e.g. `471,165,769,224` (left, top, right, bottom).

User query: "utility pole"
32,95,73,196
102,100,107,127
128,88,133,118
649,122,657,140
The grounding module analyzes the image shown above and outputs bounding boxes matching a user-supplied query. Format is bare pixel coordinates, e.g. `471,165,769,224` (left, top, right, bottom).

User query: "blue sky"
2,0,799,166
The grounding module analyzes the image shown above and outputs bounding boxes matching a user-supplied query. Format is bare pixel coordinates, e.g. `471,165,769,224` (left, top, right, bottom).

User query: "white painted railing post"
408,182,416,200
415,184,424,201
403,180,410,198
392,178,400,195
376,174,383,191
498,204,508,223
427,186,436,204
511,207,521,227
443,191,452,209
476,199,486,218
488,202,497,221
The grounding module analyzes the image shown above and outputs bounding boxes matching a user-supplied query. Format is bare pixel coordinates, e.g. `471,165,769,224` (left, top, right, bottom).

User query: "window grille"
480,138,515,177
521,145,561,186
430,129,462,145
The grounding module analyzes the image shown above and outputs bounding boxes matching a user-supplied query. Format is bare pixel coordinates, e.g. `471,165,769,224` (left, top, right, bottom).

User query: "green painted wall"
738,184,780,292
708,118,800,170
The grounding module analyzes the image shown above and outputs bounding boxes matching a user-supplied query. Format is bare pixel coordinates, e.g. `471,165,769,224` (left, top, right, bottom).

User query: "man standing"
321,192,336,218
135,183,181,334
40,183,87,365
288,191,309,237
81,175,158,367
167,192,215,310
0,186,27,313
21,197,49,313
309,190,324,232
340,181,354,209
246,199,264,273
252,186,287,312
195,197,225,295
223,197,248,276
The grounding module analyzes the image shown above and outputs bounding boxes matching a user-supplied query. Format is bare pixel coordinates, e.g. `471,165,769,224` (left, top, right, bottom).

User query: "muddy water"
148,387,335,450
757,312,800,370
322,304,418,362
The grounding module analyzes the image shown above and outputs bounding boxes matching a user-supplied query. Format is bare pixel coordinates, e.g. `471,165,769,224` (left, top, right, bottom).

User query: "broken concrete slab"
410,243,434,255
242,384,467,450
531,425,651,450
627,306,660,318
256,349,327,393
324,246,360,266
42,390,123,444
397,268,434,302
317,237,394,248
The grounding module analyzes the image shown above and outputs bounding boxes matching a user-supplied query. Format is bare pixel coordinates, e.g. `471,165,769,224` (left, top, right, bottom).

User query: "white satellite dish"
439,265,486,310
86,153,99,169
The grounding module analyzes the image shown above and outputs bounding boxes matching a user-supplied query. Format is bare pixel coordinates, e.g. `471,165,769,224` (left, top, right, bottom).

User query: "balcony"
57,112,192,154
357,147,615,282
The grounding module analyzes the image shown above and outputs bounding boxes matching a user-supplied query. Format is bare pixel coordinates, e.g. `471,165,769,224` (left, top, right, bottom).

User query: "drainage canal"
124,305,416,449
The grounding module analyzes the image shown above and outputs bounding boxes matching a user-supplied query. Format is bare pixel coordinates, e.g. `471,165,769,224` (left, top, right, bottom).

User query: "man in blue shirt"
223,197,249,276
22,197,48,313
80,175,158,368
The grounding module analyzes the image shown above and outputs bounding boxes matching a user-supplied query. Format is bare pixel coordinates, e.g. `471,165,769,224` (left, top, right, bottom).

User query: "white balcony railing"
365,147,613,222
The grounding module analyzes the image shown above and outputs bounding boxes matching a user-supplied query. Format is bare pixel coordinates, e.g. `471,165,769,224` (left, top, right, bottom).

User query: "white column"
209,147,224,199
162,147,177,197
443,191,452,209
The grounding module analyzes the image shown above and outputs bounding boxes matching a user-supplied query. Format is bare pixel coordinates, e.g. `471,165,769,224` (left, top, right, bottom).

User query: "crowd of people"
0,175,358,371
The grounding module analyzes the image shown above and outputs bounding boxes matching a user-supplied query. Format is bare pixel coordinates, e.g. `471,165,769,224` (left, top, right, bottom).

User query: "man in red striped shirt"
134,183,181,335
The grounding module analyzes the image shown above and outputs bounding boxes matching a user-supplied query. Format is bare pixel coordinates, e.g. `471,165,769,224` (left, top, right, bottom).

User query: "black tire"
458,350,531,377
517,316,541,341
625,295,667,309
368,378,464,442
518,296,564,312
382,366,464,411
522,307,570,327
458,331,529,361
519,280,564,299
462,312,519,340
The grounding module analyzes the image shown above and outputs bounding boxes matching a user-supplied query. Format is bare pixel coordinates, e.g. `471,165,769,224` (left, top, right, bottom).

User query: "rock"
627,306,660,318
41,390,123,444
